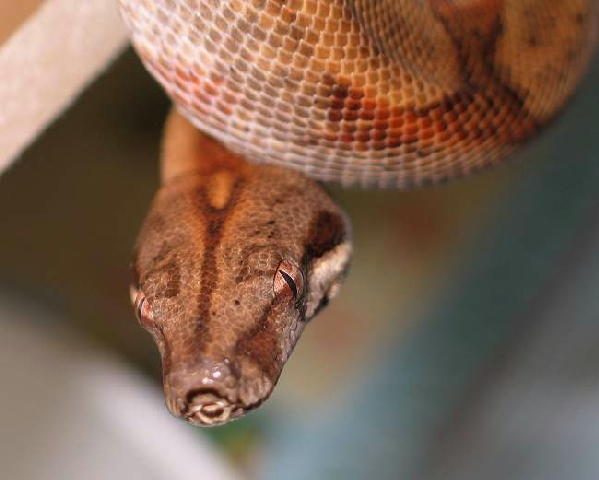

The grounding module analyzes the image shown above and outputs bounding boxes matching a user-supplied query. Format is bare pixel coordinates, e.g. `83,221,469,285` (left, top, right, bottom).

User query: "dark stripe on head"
193,173,245,342
304,210,347,261
233,300,282,383
162,256,182,298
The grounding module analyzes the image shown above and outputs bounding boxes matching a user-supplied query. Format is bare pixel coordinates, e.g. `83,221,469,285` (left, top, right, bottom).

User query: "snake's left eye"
274,260,304,300
132,290,155,330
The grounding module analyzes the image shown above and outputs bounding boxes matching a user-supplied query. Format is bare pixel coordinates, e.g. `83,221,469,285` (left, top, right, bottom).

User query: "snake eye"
274,260,304,300
132,290,155,330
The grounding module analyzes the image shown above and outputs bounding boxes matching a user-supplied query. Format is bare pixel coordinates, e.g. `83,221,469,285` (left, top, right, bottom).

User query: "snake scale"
118,0,598,426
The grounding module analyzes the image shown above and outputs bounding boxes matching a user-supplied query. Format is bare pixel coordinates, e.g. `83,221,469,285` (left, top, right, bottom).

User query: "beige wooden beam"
0,0,129,174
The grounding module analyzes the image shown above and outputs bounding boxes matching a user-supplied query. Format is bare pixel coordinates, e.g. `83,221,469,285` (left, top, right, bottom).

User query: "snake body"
119,0,598,425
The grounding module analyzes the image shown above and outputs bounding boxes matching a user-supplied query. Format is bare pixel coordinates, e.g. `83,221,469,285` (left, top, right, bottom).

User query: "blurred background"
1,3,598,479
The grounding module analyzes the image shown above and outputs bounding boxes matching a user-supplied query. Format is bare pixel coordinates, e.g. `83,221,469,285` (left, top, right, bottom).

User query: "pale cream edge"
0,0,129,174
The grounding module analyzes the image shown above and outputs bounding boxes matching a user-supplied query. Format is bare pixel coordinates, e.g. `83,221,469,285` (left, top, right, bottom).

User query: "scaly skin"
120,1,598,425
119,0,597,187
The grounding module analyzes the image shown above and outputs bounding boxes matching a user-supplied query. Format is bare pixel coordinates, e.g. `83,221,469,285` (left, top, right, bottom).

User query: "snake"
118,0,598,426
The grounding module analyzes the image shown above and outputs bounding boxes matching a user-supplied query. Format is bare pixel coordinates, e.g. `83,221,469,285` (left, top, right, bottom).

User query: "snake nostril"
184,388,234,426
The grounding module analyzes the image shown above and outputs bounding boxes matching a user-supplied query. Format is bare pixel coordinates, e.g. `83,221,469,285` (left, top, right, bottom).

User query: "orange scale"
359,97,377,112
452,102,468,114
194,91,215,105
281,5,297,23
215,101,234,116
222,91,238,105
261,82,279,97
479,115,493,130
394,107,416,123
387,116,404,129
403,123,420,136
335,33,349,47
402,86,415,99
479,128,494,140
420,128,435,141
339,132,353,143
366,71,380,84
350,143,369,154
353,131,371,143
272,130,289,143
491,115,507,128
190,100,210,117
326,19,340,33
455,129,470,142
469,128,483,140
202,81,219,96
238,97,256,112
362,83,378,96
385,128,403,142
443,111,458,123
433,120,448,133
355,119,372,131
327,109,343,122
293,107,311,120
374,109,390,121
343,110,360,121
467,109,483,122
370,140,388,151
174,79,190,94
174,67,192,82
343,97,363,111
278,50,294,65
148,58,173,75
292,53,310,69
326,60,342,74
344,48,360,62
340,121,357,132
256,116,271,128
359,109,376,121
418,117,433,129
186,67,203,84
370,129,388,142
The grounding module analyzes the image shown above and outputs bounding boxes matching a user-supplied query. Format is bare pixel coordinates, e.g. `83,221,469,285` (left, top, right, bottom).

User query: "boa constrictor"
118,0,598,426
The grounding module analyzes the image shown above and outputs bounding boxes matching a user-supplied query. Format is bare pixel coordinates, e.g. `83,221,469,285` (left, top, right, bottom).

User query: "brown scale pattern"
119,0,597,187
131,147,352,422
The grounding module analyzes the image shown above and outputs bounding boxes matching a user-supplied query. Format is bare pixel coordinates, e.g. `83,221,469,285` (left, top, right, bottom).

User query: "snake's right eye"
133,291,155,330
274,260,304,301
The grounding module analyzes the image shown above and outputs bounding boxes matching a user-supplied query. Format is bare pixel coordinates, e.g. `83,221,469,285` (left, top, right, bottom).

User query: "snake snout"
165,362,241,426
185,388,236,426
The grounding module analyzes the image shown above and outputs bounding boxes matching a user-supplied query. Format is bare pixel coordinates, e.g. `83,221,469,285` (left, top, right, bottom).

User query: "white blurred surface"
0,289,240,480
0,0,128,173
425,216,599,480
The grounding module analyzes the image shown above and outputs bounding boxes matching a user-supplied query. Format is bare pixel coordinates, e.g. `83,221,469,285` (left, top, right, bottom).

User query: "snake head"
130,162,352,426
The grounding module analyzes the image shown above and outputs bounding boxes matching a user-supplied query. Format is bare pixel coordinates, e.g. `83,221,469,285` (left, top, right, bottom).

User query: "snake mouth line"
179,384,270,426
164,357,276,426
183,388,244,426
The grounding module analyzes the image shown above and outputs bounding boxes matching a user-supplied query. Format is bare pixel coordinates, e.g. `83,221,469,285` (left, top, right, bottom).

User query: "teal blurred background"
0,44,598,479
